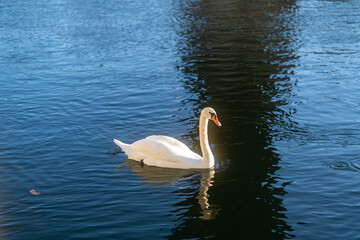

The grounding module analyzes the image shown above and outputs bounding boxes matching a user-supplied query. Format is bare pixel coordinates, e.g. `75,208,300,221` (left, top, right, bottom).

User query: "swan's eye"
209,112,221,126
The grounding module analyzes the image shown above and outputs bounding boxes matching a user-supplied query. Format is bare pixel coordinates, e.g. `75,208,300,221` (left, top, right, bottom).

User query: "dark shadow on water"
169,0,300,239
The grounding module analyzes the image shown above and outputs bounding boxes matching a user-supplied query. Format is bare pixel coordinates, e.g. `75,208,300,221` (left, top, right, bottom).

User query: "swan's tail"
114,139,129,150
114,138,141,161
114,138,134,155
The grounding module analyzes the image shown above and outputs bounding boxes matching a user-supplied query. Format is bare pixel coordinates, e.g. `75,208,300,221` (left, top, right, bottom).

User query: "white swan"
114,107,221,169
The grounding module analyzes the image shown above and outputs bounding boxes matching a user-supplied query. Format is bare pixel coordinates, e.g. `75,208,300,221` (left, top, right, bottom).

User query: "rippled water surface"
1,0,360,239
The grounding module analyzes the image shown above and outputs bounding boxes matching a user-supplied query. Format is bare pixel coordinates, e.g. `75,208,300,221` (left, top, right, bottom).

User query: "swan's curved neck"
199,115,214,167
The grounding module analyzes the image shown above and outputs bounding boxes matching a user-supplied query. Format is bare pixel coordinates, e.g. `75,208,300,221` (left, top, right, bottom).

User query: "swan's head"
202,107,222,127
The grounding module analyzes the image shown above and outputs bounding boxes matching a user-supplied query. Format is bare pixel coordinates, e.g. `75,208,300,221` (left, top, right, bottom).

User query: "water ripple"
328,160,360,172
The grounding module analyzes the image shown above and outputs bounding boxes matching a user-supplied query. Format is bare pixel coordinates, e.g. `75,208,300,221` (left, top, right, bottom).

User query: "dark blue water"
1,0,360,239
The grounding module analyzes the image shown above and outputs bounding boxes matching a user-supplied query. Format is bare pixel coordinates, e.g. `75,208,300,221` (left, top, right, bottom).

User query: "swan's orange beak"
212,115,222,127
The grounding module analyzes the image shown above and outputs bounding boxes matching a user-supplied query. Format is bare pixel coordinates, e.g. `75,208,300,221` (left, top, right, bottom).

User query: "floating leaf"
30,189,41,195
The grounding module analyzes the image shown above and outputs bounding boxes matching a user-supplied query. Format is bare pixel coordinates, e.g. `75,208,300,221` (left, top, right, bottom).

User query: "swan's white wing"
145,135,196,153
132,136,201,160
128,135,203,168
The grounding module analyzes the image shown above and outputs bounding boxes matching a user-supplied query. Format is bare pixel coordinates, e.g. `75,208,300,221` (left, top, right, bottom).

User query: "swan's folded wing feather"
145,135,197,154
131,138,176,163
131,136,202,164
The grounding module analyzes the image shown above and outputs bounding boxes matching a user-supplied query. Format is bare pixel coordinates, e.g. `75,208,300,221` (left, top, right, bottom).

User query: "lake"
1,0,360,239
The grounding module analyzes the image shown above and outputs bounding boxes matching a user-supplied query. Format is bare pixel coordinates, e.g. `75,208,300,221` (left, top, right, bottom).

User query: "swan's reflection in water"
196,169,216,220
122,159,217,220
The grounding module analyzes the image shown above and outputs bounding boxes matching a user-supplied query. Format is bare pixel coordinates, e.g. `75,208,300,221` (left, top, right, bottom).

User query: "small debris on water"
30,189,41,195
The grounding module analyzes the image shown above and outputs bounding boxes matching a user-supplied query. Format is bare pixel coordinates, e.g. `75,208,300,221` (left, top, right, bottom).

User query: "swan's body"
114,107,221,169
